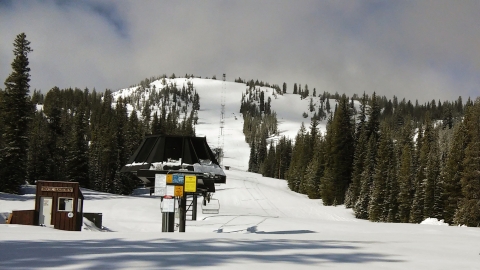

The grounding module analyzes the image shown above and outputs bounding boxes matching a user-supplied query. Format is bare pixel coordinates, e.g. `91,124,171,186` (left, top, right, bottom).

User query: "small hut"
34,181,84,231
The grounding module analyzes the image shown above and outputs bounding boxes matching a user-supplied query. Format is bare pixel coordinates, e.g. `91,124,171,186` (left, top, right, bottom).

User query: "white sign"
67,212,74,218
166,185,175,196
155,174,167,196
162,198,175,212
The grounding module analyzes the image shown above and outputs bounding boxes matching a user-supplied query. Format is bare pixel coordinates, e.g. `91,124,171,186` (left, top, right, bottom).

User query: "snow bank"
420,218,449,226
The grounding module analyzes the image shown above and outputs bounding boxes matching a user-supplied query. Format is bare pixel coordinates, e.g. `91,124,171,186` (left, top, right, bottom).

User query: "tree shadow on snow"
247,225,317,234
0,192,34,202
0,237,403,269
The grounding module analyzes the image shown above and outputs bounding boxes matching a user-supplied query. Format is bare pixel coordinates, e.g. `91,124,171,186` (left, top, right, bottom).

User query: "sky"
1,0,479,103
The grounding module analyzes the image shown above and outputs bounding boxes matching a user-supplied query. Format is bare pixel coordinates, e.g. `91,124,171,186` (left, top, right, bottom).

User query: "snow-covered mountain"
1,77,478,269
112,77,339,170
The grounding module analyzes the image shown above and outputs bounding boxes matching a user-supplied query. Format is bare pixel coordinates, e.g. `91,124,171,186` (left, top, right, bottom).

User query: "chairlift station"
121,134,226,232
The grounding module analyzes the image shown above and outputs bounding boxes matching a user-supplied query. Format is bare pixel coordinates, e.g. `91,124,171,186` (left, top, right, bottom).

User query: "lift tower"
217,73,226,166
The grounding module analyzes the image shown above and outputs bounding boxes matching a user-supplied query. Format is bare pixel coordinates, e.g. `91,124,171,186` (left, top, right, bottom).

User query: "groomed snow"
1,78,479,269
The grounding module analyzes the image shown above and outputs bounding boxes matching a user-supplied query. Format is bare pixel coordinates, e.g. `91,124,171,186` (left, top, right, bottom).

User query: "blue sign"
172,174,185,184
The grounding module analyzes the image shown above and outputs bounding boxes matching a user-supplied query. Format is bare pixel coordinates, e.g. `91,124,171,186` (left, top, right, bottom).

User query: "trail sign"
172,174,185,184
184,175,197,192
155,174,167,196
166,174,173,184
162,198,175,212
174,186,184,197
166,185,175,196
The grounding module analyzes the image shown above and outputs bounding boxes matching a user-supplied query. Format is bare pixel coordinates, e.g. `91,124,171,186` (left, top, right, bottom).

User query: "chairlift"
202,194,220,214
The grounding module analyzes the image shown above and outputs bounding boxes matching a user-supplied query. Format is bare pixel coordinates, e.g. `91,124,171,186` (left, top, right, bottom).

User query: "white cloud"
1,0,479,103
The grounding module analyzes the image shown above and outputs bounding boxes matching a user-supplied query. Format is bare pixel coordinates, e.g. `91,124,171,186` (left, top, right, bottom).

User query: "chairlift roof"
121,135,226,190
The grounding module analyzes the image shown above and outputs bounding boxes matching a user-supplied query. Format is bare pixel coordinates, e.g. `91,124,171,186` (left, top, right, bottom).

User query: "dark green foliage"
397,121,415,222
261,141,276,178
304,135,325,199
354,136,377,219
321,95,354,205
287,123,308,192
453,98,480,226
0,33,34,193
248,140,258,172
423,130,441,219
345,94,368,208
66,105,89,187
442,123,466,224
27,110,50,183
368,124,395,222
274,136,292,179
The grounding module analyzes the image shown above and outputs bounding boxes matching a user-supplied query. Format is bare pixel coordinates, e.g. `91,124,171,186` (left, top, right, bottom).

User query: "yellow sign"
166,174,173,184
174,186,184,197
184,175,197,192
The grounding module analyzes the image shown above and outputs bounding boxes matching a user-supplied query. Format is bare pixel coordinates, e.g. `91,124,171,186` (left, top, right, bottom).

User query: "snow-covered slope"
1,78,478,269
1,168,479,269
112,77,342,169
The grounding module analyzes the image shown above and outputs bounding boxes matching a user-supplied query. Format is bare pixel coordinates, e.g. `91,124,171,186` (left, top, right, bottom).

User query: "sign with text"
166,174,173,184
172,174,185,184
41,187,73,193
184,175,197,192
154,174,167,196
166,185,175,196
162,198,175,212
174,186,184,197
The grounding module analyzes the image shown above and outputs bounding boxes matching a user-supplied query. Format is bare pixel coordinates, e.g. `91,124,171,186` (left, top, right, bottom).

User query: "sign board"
172,174,185,184
184,175,197,192
162,198,175,212
174,186,184,197
154,174,167,196
166,174,173,184
166,185,175,196
41,187,73,193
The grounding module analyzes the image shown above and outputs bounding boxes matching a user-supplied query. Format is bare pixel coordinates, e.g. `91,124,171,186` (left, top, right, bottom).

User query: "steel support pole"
162,212,175,232
179,195,187,232
192,194,197,221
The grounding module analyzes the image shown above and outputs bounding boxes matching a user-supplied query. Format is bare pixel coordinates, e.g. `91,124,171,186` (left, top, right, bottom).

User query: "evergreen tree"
354,135,377,219
261,141,276,177
345,93,368,208
423,129,441,219
0,33,34,193
397,121,415,222
66,105,89,187
304,135,324,199
248,140,258,172
368,124,394,222
287,123,307,192
26,110,50,183
442,123,466,224
454,98,480,226
410,116,435,223
43,87,68,181
321,95,354,205
274,136,292,179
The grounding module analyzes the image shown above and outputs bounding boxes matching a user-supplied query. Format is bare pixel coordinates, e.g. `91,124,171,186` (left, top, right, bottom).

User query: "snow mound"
420,218,449,226
82,217,103,232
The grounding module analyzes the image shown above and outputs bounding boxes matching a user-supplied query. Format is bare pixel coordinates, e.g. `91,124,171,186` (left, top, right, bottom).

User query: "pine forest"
1,33,479,227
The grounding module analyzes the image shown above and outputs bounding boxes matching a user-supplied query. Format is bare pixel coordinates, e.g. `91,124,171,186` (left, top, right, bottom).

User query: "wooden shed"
34,181,84,231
